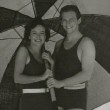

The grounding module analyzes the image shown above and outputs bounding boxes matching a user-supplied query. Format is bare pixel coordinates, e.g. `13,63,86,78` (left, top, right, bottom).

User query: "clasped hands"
47,75,63,89
42,67,63,88
42,51,63,89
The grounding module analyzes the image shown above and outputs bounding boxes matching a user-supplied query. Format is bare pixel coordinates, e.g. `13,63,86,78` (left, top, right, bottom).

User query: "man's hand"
47,77,64,88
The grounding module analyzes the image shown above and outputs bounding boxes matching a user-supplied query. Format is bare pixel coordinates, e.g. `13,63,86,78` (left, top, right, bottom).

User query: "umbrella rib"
17,2,32,12
31,0,37,17
48,39,56,42
0,38,21,40
51,32,58,37
51,31,57,36
50,0,64,35
53,5,59,17
53,0,64,17
14,28,23,39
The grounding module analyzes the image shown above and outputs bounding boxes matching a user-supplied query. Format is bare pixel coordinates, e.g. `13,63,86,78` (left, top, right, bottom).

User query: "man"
47,5,96,110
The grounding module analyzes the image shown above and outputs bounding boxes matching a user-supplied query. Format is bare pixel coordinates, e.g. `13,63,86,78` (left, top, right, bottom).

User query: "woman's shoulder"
16,46,29,57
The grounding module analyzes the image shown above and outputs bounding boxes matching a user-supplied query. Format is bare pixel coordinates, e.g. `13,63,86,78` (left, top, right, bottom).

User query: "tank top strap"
25,46,33,58
62,35,84,48
24,46,36,62
75,35,84,48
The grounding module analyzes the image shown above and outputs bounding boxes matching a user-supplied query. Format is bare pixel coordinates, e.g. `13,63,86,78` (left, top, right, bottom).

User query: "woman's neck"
29,44,42,55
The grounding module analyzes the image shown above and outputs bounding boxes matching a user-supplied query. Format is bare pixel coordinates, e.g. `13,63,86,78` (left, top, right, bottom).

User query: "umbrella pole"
44,60,58,110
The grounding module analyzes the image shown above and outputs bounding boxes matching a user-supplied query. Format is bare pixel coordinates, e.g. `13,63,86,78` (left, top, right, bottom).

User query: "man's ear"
29,36,31,39
78,18,81,24
60,20,63,26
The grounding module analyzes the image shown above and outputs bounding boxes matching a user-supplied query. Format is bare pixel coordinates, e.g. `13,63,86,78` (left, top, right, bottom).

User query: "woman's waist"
21,81,47,89
22,88,49,93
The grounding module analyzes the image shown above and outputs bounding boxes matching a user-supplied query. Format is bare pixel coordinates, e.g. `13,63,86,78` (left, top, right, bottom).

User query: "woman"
14,17,53,110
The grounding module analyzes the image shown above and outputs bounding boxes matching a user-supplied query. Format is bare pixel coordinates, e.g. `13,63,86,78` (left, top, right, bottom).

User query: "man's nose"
66,20,71,26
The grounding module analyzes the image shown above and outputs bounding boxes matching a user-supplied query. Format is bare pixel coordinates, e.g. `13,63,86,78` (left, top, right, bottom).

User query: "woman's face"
29,25,46,46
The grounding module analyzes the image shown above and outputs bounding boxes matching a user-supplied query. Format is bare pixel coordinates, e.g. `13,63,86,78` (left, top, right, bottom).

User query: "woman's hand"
42,69,53,80
42,51,54,66
47,77,64,88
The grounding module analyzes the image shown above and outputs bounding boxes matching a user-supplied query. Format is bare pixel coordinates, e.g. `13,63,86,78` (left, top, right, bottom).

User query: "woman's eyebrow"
40,31,45,33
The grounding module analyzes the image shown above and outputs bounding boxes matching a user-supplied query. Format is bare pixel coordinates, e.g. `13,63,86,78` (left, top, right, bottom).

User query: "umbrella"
0,0,110,110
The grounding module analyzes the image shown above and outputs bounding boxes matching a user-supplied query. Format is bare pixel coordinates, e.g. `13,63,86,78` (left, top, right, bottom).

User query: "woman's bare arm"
14,46,50,84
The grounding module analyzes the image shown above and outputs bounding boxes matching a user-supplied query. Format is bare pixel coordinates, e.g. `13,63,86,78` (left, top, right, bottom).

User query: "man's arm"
60,37,96,87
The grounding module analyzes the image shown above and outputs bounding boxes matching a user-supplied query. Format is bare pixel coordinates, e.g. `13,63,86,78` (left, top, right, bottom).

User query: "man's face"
61,11,80,34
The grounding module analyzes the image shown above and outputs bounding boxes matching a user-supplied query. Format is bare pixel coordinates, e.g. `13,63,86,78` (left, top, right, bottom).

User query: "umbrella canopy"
0,0,110,80
0,0,110,110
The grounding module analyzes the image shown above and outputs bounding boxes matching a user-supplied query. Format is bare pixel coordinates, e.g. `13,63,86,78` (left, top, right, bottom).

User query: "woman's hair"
60,5,81,20
23,17,50,46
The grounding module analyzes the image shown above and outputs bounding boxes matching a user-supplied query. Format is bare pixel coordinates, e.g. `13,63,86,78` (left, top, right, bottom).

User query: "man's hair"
60,5,81,20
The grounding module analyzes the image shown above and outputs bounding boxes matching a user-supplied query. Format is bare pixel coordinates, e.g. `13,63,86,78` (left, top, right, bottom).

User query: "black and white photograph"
0,0,110,110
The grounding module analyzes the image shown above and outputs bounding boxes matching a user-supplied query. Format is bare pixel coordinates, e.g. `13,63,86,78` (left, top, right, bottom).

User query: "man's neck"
66,31,82,42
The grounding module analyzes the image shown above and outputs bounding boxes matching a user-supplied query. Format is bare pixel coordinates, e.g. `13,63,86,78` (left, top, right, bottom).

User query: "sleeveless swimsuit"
19,47,53,110
55,37,87,110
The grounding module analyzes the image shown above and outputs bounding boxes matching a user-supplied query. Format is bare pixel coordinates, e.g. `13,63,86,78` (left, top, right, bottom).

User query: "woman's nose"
36,34,40,39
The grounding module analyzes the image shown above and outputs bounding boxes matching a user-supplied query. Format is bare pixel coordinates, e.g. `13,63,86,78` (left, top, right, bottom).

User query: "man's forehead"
62,11,77,19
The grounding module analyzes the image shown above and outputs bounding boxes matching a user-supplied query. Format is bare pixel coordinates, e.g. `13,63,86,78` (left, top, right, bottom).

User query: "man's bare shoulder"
80,37,95,48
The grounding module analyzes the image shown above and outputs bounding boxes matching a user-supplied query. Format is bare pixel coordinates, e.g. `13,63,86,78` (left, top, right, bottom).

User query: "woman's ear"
78,18,81,24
